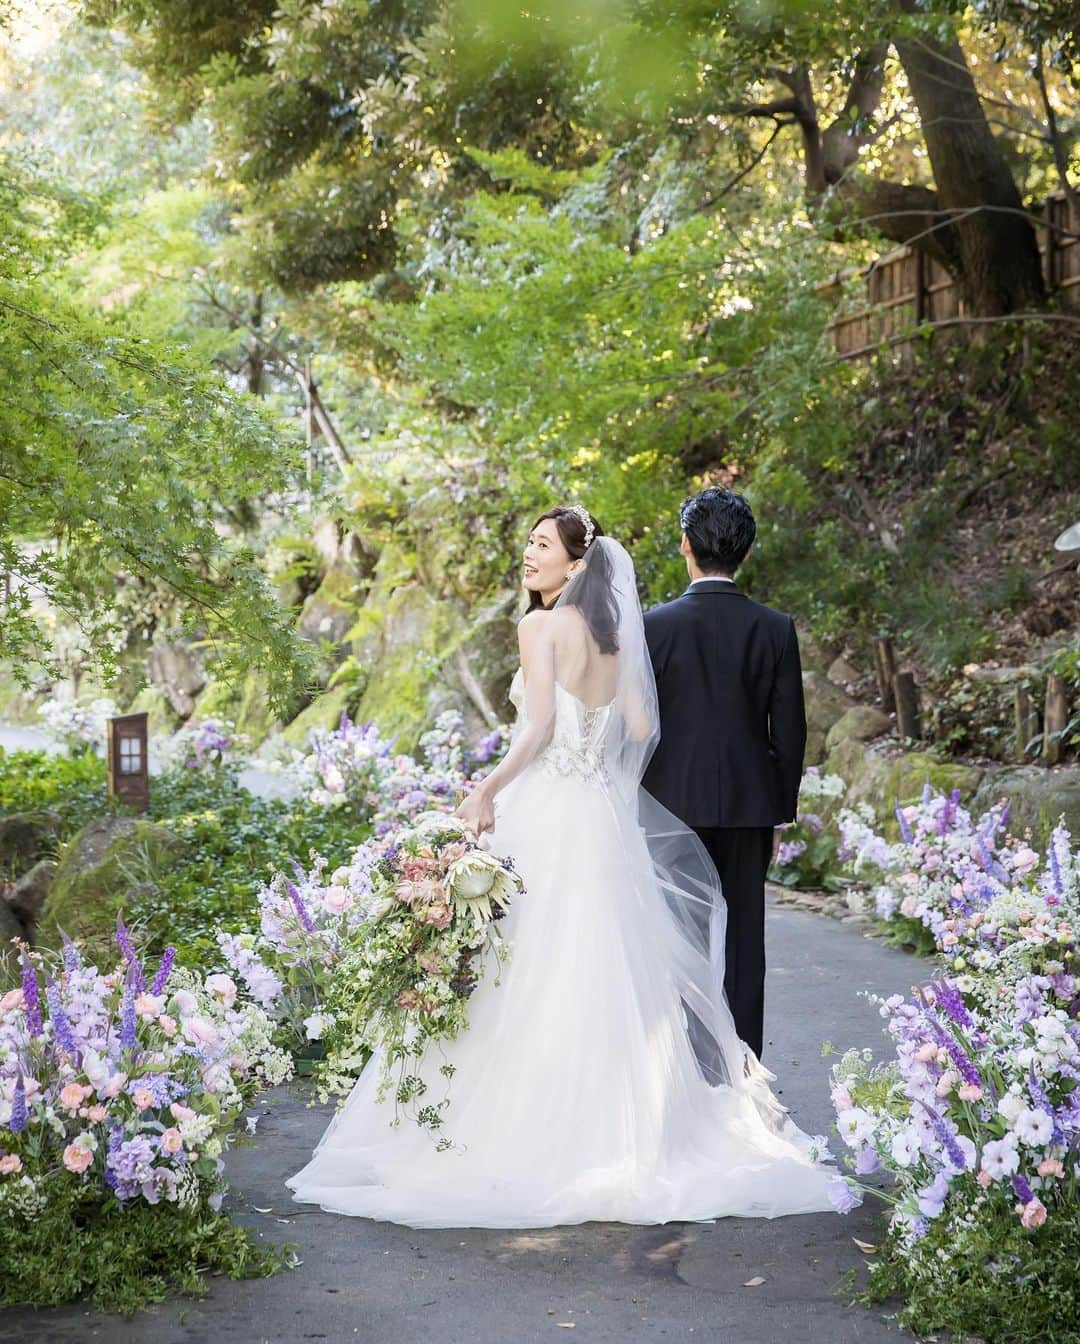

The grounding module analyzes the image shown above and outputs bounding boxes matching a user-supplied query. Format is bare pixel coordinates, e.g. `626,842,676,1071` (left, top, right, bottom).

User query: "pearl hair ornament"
566,505,596,551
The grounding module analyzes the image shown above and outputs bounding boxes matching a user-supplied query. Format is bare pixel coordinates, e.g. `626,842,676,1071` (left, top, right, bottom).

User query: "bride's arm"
456,614,558,834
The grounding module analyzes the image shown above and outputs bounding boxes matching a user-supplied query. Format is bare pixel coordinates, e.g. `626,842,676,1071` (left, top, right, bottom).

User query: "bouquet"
769,768,846,890
313,813,523,1145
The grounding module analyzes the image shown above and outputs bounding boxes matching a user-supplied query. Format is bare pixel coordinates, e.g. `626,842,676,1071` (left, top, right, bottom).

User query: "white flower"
1013,1107,1054,1147
836,1106,876,1148
980,1137,1020,1180
303,1012,335,1041
997,1091,1026,1123
890,1126,921,1168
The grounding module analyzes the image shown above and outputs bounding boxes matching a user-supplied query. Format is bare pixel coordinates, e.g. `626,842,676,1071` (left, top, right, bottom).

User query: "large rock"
971,765,1080,843
0,811,61,877
297,562,365,683
148,637,207,718
6,859,56,941
282,682,355,748
825,737,985,834
193,669,279,747
825,705,892,753
37,816,186,960
0,897,23,949
803,671,856,766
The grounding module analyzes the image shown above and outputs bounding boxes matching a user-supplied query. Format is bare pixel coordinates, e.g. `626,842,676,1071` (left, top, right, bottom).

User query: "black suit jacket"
642,581,807,829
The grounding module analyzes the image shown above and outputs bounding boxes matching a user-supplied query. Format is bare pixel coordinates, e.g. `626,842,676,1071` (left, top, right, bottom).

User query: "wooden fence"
823,190,1080,360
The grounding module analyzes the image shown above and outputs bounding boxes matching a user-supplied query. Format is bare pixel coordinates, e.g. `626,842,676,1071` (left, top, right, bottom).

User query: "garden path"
2,895,922,1344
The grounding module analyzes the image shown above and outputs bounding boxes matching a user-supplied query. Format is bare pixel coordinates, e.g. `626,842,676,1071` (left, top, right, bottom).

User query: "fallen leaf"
252,1206,273,1213
852,1238,879,1254
743,1276,766,1287
558,1324,576,1329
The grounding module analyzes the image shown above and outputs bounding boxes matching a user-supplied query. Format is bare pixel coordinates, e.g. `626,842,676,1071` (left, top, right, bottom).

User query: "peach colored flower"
170,1102,196,1122
87,1105,108,1124
183,1015,219,1046
134,992,162,1018
395,989,421,1010
0,988,24,1014
323,885,354,914
59,1082,90,1111
957,1084,982,1102
157,1014,178,1037
915,1043,938,1063
417,950,444,975
205,974,237,1008
1020,1197,1047,1229
102,1073,126,1099
160,1127,184,1155
425,902,452,928
132,1087,155,1111
0,1153,22,1174
976,1169,992,1188
1037,1158,1065,1179
935,1071,957,1099
63,1141,94,1174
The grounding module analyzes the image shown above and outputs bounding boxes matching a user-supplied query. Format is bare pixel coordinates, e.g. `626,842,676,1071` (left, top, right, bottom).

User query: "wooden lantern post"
107,712,150,812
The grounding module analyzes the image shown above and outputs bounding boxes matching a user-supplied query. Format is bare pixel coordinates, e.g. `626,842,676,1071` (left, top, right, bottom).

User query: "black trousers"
692,826,774,1060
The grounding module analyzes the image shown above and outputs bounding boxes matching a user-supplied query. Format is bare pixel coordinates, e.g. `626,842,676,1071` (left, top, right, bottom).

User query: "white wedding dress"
286,543,836,1226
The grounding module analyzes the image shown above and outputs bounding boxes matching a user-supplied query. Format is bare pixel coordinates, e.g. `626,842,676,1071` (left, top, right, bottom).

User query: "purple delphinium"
151,946,177,995
20,952,43,1038
45,978,80,1059
935,979,976,1034
10,1073,28,1133
1012,1172,1035,1205
895,804,914,844
285,881,316,934
922,1104,969,1172
60,931,81,974
115,915,146,992
119,969,138,1049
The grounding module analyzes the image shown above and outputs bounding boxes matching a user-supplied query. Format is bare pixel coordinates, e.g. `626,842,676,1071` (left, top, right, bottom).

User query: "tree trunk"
893,24,1046,315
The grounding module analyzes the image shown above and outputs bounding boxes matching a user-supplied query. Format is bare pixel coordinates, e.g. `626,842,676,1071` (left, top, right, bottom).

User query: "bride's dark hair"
528,507,619,654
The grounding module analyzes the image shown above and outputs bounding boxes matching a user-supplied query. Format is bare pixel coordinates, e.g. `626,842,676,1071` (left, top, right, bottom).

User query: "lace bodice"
509,667,614,788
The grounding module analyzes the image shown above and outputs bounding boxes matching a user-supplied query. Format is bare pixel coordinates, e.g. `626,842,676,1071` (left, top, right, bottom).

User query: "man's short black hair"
679,487,756,574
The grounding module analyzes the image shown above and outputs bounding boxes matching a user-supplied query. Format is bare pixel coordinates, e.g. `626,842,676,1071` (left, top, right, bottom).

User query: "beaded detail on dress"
509,669,613,789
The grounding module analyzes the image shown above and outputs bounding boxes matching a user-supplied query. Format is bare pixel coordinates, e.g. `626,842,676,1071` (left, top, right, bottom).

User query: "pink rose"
0,988,24,1015
183,1015,219,1046
0,1153,23,1174
205,974,237,1008
935,1070,957,1099
102,1073,126,1099
160,1127,184,1155
62,1142,94,1174
915,1043,938,1063
134,992,162,1018
87,1105,108,1124
158,1014,178,1037
59,1082,90,1111
132,1087,155,1111
323,885,354,914
957,1084,982,1102
417,951,444,975
425,902,452,929
395,989,421,1010
1020,1197,1047,1229
170,1102,196,1122
1037,1158,1064,1179
976,1169,992,1188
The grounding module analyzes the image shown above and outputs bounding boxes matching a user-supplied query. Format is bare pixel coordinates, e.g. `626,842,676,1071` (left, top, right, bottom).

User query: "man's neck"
687,570,735,584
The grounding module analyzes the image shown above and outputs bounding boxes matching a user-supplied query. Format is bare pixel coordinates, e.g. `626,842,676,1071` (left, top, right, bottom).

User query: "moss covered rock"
825,738,985,835
37,816,186,959
971,766,1080,844
0,811,61,877
192,669,278,747
281,681,356,748
803,671,856,766
825,705,892,753
297,562,365,684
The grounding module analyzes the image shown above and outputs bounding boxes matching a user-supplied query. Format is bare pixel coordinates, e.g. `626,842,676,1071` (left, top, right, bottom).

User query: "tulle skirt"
285,766,835,1227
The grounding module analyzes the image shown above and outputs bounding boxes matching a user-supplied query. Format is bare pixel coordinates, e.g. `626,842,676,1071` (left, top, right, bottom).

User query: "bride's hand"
455,785,495,836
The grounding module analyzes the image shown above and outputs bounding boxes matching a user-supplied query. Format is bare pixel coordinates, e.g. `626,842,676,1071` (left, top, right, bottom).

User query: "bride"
286,506,835,1227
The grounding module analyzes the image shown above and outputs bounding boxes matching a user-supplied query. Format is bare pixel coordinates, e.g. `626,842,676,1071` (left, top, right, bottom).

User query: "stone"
971,765,1080,844
148,637,208,718
194,669,279,747
965,665,1039,685
824,737,985,834
37,816,187,960
0,898,23,946
6,859,56,939
282,682,355,749
827,656,859,687
825,705,892,753
0,811,61,877
802,671,856,766
297,563,364,681
312,515,341,575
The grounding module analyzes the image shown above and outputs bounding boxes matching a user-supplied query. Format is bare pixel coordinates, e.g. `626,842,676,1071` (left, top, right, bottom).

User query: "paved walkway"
3,895,921,1343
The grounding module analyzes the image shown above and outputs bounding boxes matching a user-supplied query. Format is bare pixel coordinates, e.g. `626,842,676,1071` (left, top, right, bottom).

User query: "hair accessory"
567,505,596,550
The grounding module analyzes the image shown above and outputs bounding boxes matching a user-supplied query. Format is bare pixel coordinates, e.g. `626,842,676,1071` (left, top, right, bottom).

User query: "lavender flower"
286,881,316,934
119,969,138,1049
60,931,81,974
20,952,42,1038
115,915,146,992
45,978,80,1059
1011,1171,1035,1205
935,979,975,1034
151,946,177,995
895,803,914,844
922,1104,969,1172
10,1073,27,1133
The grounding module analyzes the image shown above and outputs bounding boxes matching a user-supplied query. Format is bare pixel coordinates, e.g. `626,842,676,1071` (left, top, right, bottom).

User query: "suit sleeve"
768,617,807,824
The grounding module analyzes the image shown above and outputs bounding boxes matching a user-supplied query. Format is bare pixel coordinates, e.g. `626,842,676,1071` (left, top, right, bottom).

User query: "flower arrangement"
769,768,846,889
216,844,379,1055
312,813,522,1145
152,717,251,774
36,696,118,755
826,804,1080,1341
0,921,292,1310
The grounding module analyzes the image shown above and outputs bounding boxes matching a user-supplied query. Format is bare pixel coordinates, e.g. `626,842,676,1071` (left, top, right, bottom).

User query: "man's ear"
679,533,692,558
741,544,753,564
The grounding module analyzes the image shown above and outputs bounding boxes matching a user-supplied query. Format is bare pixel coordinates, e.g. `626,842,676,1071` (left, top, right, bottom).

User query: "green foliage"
860,1211,1080,1344
0,748,109,839
0,1173,290,1313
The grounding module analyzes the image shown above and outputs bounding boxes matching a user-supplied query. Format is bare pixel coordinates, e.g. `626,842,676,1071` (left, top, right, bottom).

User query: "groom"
643,488,806,1061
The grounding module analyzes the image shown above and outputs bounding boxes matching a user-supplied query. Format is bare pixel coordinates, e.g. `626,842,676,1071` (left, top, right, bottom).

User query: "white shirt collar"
688,576,736,586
